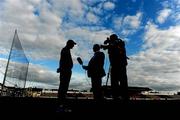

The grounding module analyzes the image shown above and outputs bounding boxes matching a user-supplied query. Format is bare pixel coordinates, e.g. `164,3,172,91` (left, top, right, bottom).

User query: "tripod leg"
105,66,111,86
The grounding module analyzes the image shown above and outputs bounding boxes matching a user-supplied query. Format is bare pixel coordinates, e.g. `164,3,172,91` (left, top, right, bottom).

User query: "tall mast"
1,29,17,95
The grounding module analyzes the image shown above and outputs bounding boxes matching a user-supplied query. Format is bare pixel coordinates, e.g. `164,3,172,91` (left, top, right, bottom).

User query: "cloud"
127,22,180,91
0,0,113,90
1,0,179,92
159,0,180,25
172,0,180,24
86,12,99,24
103,2,115,10
157,8,172,24
63,27,112,62
27,63,58,85
144,22,180,50
0,57,91,90
0,57,59,88
0,58,7,84
113,16,123,29
123,12,142,29
69,72,91,90
113,12,142,36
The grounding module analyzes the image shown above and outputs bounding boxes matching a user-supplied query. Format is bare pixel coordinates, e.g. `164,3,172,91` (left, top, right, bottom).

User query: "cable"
84,70,91,86
103,50,110,86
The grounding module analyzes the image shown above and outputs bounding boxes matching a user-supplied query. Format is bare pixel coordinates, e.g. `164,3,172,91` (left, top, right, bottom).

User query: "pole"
106,65,111,86
23,62,29,89
1,29,17,96
23,62,29,97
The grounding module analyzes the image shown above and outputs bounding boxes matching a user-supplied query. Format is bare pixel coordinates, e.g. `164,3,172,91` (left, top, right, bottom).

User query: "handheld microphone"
77,57,83,65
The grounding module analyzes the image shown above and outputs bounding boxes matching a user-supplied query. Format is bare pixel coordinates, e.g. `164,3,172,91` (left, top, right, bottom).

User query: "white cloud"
157,8,172,24
69,72,91,90
63,27,112,62
27,63,59,85
0,0,113,90
91,3,103,15
144,22,180,50
127,22,180,91
176,14,180,21
113,12,142,36
29,0,41,5
1,0,179,92
86,12,99,24
173,1,180,24
124,12,142,28
103,2,115,10
159,1,180,25
113,17,123,29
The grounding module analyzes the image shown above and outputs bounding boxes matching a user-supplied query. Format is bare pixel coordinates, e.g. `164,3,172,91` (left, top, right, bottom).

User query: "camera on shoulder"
104,37,110,44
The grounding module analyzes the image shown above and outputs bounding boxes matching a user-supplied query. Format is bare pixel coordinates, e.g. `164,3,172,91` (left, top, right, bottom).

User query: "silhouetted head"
66,39,76,49
93,44,100,52
110,34,118,41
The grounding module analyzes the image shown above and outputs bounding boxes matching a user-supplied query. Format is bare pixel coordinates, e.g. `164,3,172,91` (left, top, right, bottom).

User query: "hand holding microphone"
77,57,88,70
77,57,83,65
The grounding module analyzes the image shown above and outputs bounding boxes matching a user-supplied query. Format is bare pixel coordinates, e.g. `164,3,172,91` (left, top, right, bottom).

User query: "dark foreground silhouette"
0,96,180,116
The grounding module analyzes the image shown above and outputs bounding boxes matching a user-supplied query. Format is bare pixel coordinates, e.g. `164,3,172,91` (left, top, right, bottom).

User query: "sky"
0,0,180,93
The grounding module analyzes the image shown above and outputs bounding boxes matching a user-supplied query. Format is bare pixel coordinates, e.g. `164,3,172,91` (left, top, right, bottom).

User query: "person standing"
82,44,106,101
57,39,76,102
101,34,129,101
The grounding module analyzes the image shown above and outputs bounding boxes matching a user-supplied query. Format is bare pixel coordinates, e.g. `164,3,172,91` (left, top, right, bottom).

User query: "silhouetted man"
57,39,76,102
82,44,106,101
101,34,129,101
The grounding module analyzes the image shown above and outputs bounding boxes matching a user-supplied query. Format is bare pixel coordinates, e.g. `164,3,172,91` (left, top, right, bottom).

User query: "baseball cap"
67,39,76,45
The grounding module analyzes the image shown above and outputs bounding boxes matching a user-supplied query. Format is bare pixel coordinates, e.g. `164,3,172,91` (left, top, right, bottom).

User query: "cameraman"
101,34,129,101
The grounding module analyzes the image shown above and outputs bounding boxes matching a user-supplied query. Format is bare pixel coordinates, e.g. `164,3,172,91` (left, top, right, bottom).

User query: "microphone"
77,57,83,65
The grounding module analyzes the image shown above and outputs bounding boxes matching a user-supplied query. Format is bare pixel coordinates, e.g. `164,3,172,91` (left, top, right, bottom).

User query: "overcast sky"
0,0,180,93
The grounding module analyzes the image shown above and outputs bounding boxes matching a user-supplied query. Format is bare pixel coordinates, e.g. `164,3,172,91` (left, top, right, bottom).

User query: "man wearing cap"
57,39,76,102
